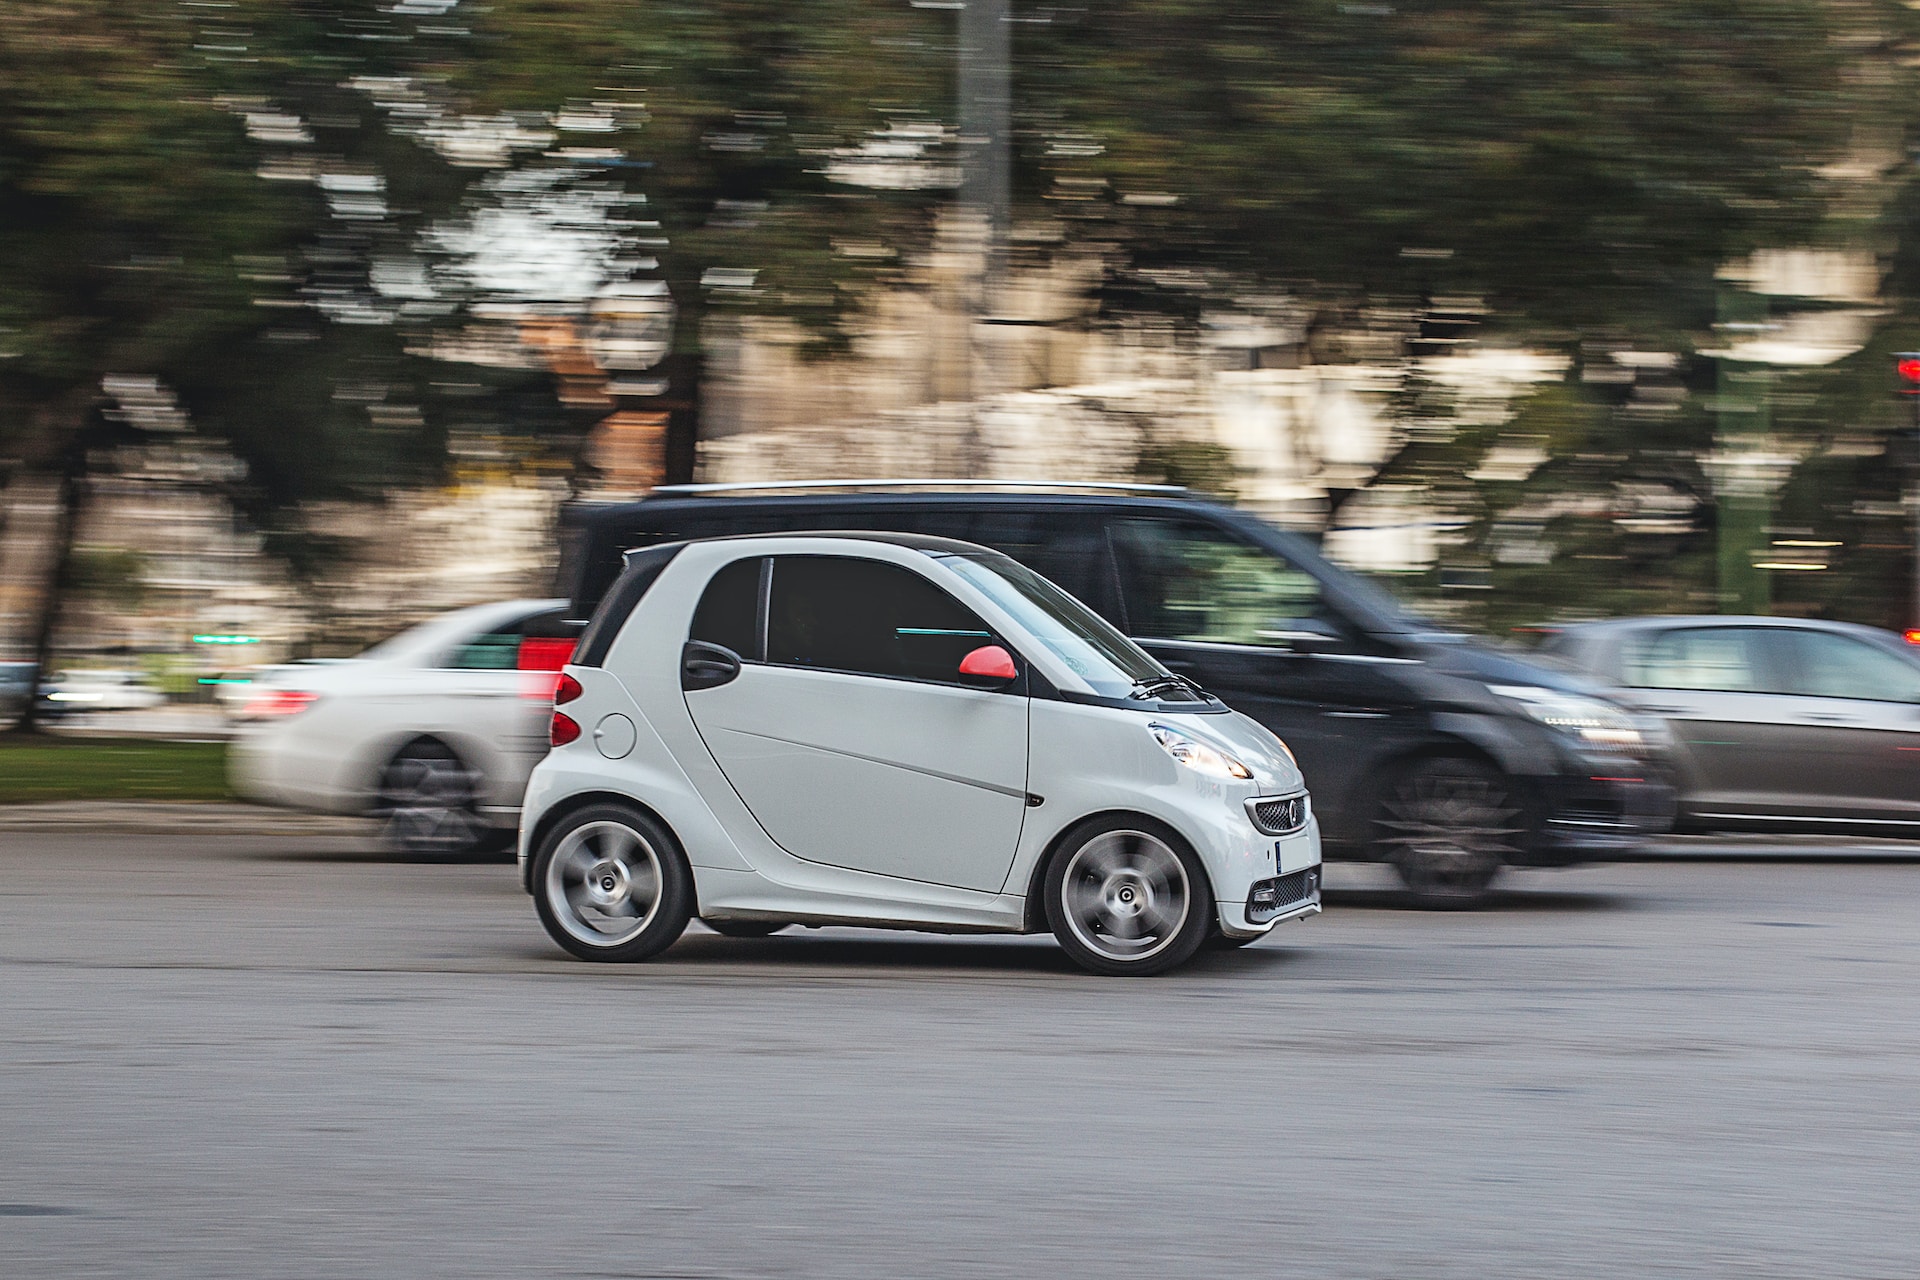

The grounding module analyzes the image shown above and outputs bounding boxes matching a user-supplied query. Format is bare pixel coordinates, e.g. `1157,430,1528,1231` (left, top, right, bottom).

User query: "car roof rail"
646,478,1191,498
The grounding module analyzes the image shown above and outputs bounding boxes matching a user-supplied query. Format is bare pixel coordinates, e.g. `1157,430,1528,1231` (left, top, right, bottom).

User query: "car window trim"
576,543,686,668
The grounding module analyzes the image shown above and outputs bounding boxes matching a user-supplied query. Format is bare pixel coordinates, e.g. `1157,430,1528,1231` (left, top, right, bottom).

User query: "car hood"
1411,633,1614,699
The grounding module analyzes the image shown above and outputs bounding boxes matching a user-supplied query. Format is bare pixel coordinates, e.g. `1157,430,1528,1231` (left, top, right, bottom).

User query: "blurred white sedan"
38,669,167,716
229,599,574,855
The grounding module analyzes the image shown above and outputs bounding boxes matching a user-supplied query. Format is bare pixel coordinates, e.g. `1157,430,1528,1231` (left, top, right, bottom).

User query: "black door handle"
681,641,743,690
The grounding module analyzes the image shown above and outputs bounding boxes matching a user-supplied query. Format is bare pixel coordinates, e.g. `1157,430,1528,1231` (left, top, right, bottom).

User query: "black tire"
1376,757,1522,908
375,740,488,858
1043,815,1212,976
702,919,790,938
532,803,694,962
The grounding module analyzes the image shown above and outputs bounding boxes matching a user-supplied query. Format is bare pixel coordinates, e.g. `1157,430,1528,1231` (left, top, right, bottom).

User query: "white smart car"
520,533,1321,976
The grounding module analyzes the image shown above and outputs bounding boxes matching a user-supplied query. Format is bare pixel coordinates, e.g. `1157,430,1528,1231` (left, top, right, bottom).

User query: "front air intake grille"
1246,793,1310,835
1246,866,1322,923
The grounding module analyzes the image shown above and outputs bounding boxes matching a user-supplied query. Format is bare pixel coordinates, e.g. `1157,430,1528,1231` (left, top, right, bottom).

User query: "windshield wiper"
1130,673,1201,700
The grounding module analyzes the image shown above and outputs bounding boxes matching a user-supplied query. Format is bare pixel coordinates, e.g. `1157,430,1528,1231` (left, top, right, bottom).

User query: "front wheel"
532,804,694,962
1376,758,1523,908
1044,816,1211,976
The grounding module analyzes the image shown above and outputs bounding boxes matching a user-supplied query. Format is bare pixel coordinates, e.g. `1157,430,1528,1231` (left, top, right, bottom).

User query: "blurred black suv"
559,483,1672,902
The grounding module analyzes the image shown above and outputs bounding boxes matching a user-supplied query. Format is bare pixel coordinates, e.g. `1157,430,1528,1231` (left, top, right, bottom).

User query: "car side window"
1110,518,1324,646
1622,627,1778,693
689,557,764,659
766,555,994,682
445,610,563,669
967,508,1118,620
1771,629,1920,703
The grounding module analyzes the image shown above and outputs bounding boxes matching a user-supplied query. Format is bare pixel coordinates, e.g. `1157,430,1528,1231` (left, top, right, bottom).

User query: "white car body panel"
685,663,1029,892
229,599,565,823
522,537,1321,942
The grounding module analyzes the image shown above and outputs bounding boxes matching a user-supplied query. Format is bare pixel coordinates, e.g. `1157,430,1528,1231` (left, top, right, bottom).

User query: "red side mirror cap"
957,645,1018,681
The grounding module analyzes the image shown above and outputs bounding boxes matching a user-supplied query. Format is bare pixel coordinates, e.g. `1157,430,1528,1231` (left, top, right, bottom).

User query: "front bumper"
1522,772,1676,865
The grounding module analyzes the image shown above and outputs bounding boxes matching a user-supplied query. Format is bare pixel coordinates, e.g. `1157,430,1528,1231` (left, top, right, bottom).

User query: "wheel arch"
1018,807,1208,934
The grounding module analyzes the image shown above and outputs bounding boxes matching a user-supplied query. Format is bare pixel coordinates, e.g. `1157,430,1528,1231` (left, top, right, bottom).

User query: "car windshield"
935,550,1198,701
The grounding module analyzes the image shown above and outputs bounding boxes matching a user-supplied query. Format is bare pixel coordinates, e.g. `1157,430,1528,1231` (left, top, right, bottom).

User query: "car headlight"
1491,685,1644,754
1149,723,1253,780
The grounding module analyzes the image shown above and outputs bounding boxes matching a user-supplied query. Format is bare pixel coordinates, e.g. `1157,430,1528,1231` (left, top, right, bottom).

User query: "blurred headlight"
1149,723,1253,780
1492,685,1643,753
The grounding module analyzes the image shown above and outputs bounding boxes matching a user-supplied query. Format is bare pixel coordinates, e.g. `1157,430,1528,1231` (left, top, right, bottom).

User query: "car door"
1756,627,1920,824
1105,514,1419,825
1611,625,1806,819
681,552,1030,894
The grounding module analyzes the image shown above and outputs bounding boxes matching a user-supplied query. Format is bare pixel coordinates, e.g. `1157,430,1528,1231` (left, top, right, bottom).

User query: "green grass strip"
0,739,232,804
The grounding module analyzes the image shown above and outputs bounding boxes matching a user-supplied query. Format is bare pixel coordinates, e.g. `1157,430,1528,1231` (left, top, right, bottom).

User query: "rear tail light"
550,711,581,747
1905,630,1920,646
554,672,582,705
518,637,577,700
241,689,319,719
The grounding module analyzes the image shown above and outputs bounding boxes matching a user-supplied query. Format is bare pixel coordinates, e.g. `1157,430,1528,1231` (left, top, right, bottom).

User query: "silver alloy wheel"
380,749,481,853
544,820,665,948
1060,829,1191,963
1378,766,1522,900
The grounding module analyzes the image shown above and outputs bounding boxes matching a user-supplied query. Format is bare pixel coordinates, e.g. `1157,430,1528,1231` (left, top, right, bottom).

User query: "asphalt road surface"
3,830,1917,1279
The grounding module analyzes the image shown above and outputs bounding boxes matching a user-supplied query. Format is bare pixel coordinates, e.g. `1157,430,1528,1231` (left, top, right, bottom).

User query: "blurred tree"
0,1,469,729
1027,0,1908,341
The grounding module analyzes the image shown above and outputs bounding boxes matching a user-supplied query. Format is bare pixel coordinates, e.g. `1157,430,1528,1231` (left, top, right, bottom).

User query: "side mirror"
957,644,1019,686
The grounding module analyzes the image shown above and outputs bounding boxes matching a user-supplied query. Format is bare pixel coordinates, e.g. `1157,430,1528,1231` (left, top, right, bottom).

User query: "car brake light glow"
517,639,577,700
1905,630,1920,646
550,710,581,747
243,689,319,718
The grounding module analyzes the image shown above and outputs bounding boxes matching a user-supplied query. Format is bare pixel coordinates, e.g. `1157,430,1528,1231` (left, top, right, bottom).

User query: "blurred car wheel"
1043,816,1211,977
533,804,694,962
702,919,790,938
377,740,488,858
1377,757,1518,908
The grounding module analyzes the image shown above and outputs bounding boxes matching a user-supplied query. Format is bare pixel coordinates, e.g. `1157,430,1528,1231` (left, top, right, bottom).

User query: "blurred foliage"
7,0,1920,646
67,547,147,612
1026,0,1911,341
1133,438,1242,500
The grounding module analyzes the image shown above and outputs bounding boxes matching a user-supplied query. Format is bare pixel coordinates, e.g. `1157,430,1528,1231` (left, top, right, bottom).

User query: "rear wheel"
533,804,693,962
376,740,486,858
703,919,789,938
1044,816,1211,976
1376,757,1523,907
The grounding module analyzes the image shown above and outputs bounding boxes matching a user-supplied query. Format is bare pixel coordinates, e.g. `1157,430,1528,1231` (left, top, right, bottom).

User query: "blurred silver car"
1539,616,1920,833
229,600,572,856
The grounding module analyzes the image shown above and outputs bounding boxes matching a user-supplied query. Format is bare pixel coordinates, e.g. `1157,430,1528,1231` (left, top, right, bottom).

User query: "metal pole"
957,0,1011,308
